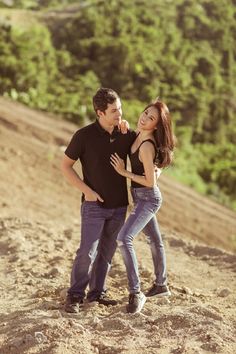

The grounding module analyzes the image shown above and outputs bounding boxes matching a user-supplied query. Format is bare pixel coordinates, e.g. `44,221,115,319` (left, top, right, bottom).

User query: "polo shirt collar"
95,119,120,136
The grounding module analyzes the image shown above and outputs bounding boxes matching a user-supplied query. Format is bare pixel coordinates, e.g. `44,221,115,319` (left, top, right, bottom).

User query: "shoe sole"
64,307,80,313
146,291,171,297
64,303,83,313
87,300,118,306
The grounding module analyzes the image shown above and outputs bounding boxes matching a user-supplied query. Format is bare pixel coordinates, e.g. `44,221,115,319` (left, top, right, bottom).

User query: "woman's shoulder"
139,139,156,151
139,140,157,161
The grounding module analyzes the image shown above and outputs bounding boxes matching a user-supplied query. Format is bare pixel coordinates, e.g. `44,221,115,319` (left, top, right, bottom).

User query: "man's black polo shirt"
65,120,136,208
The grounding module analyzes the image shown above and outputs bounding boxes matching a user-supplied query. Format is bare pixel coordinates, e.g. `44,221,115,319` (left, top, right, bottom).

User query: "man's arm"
61,155,104,202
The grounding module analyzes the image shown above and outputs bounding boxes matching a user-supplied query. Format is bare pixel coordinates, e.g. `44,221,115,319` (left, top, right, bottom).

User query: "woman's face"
137,106,159,132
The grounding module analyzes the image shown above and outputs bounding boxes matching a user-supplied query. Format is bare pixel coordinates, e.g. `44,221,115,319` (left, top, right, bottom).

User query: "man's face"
98,98,122,126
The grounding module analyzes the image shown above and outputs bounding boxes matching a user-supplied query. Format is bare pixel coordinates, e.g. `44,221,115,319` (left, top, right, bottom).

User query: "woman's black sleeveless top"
130,139,157,188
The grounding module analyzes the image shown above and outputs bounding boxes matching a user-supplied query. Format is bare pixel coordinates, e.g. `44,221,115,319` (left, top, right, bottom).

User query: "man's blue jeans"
68,201,127,299
117,186,167,294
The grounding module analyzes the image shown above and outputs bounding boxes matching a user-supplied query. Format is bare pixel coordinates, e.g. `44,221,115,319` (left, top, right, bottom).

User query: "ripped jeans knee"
117,239,124,247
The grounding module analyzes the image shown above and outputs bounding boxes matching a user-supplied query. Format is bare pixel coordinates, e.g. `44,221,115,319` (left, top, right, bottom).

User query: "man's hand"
84,190,104,202
119,120,129,134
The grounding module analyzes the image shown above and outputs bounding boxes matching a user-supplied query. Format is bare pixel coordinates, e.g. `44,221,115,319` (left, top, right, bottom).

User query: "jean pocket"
81,201,100,218
150,197,162,212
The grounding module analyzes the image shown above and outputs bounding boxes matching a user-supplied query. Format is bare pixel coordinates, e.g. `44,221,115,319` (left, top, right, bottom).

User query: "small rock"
23,334,35,344
42,301,60,310
50,310,63,319
64,228,73,239
75,324,85,332
35,289,46,297
92,317,100,325
190,298,198,303
172,345,186,354
9,255,20,262
152,325,159,331
91,340,101,347
59,288,68,300
9,337,23,348
68,320,84,332
48,267,61,277
218,288,231,297
193,289,203,297
182,286,193,295
201,255,210,261
96,322,104,330
27,280,33,285
157,297,171,305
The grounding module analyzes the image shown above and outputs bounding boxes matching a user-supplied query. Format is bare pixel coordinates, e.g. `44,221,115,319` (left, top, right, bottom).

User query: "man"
61,87,136,313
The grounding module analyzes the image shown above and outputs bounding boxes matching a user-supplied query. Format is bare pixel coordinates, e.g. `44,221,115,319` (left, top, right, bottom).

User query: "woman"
110,99,175,314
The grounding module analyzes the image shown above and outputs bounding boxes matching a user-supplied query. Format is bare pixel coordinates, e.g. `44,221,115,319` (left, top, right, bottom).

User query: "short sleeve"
127,129,137,145
130,129,137,142
65,130,84,161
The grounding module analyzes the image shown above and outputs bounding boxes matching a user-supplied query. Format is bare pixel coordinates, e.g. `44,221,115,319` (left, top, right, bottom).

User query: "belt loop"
132,187,135,198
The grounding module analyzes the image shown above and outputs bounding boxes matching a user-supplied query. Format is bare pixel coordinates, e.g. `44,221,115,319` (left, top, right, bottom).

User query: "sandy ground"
0,97,236,354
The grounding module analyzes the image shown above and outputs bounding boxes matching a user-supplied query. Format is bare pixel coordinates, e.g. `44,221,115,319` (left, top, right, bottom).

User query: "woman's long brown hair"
144,99,176,168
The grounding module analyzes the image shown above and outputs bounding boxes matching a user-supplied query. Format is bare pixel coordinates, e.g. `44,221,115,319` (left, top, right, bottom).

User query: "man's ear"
97,110,104,118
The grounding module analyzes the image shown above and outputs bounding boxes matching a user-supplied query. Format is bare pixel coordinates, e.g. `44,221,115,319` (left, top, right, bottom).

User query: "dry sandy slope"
0,97,236,354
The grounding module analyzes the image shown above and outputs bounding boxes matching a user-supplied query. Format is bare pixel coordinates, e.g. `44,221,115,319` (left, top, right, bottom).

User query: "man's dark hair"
93,87,119,114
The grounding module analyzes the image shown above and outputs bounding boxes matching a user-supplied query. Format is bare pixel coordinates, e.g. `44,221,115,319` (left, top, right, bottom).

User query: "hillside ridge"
0,97,235,353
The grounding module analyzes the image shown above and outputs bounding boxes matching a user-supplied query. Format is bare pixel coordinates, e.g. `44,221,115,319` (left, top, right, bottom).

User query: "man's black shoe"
88,294,118,306
64,294,84,313
145,284,171,297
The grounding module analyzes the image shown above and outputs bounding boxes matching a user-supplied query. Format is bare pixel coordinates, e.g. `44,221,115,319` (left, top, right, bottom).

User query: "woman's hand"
110,153,126,175
119,120,129,134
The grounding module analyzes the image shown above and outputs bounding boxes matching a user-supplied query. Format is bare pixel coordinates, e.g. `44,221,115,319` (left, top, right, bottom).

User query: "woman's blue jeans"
117,186,167,294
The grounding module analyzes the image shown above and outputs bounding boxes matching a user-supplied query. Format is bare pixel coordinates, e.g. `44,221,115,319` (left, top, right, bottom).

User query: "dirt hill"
0,97,235,354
